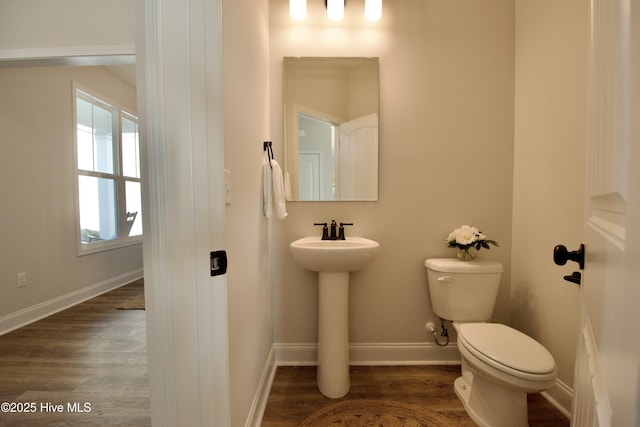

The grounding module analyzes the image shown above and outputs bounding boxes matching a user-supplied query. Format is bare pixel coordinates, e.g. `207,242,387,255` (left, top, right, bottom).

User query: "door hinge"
210,250,228,276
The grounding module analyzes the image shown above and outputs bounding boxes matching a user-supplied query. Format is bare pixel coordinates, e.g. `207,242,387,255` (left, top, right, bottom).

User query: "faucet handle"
314,222,329,240
338,222,353,240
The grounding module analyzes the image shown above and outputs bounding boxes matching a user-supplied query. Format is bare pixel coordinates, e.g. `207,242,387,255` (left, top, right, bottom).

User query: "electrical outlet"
16,272,27,288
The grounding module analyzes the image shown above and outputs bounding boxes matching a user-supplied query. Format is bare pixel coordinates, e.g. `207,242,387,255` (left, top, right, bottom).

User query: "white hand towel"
270,159,288,219
262,156,272,218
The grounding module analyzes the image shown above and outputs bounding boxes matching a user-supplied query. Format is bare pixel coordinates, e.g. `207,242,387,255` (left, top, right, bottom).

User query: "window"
74,86,142,254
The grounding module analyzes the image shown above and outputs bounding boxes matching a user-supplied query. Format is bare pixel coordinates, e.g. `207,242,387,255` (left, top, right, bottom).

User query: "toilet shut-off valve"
425,320,449,347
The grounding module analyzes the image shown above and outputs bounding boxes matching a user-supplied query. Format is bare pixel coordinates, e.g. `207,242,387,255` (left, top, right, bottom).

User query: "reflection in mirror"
283,57,379,201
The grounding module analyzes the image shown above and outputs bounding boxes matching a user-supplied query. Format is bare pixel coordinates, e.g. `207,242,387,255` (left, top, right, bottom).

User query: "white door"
338,113,378,200
299,152,322,200
139,0,230,425
572,1,640,425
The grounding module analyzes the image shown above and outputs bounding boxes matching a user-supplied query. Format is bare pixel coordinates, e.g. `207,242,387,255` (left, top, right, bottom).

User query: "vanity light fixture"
290,0,307,20
326,0,345,20
290,0,381,21
364,0,382,21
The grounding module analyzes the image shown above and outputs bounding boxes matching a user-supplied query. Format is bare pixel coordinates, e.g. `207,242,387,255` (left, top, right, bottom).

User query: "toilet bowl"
425,258,557,427
454,322,556,427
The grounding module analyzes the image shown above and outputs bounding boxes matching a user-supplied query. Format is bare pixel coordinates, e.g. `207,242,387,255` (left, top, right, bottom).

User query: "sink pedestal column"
317,271,350,398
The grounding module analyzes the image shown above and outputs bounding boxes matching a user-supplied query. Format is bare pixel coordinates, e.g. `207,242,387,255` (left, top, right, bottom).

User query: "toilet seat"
458,323,556,381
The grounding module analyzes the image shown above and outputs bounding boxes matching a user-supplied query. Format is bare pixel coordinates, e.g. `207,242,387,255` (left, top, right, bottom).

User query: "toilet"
425,258,557,427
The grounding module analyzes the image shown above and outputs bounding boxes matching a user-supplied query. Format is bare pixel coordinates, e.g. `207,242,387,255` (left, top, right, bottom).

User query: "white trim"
0,45,136,62
274,343,319,365
542,378,574,420
273,342,461,366
350,342,461,365
587,214,626,251
294,104,344,128
245,346,277,427
0,269,143,336
74,82,139,116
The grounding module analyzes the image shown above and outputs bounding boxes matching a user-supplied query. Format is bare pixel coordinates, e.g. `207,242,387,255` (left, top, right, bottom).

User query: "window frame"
72,82,142,256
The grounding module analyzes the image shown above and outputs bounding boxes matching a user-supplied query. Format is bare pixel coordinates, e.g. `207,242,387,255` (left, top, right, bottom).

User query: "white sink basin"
290,236,380,272
289,235,380,398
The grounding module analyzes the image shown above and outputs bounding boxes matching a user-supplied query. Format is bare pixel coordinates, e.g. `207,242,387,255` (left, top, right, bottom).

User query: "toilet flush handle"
437,275,452,282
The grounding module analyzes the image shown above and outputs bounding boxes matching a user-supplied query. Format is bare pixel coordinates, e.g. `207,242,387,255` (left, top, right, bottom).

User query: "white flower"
446,224,498,252
461,225,479,235
448,225,478,245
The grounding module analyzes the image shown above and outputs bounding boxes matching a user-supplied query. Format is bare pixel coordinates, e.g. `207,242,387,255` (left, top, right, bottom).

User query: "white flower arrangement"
447,225,498,260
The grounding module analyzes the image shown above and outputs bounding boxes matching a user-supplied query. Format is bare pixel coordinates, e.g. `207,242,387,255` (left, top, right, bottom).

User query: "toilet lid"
458,323,556,375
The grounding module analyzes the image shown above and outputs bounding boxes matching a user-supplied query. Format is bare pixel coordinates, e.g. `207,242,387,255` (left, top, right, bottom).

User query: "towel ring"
263,141,274,169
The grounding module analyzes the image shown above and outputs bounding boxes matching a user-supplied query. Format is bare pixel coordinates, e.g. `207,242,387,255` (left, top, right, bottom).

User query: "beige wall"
270,0,516,347
0,0,134,51
0,66,142,321
512,0,586,396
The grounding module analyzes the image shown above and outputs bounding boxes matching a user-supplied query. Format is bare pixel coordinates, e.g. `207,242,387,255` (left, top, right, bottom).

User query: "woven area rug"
298,399,456,427
117,293,145,310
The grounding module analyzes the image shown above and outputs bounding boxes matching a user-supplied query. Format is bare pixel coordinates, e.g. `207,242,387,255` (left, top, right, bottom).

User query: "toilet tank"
425,258,503,322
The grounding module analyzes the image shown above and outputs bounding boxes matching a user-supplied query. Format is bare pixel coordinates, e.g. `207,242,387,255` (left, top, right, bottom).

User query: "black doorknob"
553,244,585,270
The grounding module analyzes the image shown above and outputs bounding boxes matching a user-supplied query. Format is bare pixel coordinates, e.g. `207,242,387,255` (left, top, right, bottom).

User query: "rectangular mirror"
283,57,379,201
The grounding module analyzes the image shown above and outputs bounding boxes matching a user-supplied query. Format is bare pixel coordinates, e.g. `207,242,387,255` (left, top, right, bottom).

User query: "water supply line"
425,319,450,347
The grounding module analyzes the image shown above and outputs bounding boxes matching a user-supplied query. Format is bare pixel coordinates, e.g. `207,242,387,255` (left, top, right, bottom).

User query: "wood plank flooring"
0,282,570,427
0,280,150,427
262,365,571,426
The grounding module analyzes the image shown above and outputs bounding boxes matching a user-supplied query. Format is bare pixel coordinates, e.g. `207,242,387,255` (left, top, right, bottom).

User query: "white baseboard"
349,342,461,365
245,346,277,427
542,378,573,420
0,269,143,336
274,342,461,366
273,343,318,365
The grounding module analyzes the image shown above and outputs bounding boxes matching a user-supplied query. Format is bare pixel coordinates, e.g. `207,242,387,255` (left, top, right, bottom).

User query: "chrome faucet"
314,220,353,240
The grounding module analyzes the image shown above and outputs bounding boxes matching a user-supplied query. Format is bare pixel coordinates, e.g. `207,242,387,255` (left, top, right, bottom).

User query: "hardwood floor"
262,365,571,426
0,282,570,427
0,280,150,427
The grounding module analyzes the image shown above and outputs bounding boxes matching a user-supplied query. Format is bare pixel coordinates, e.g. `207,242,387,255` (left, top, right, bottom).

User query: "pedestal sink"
289,236,380,398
